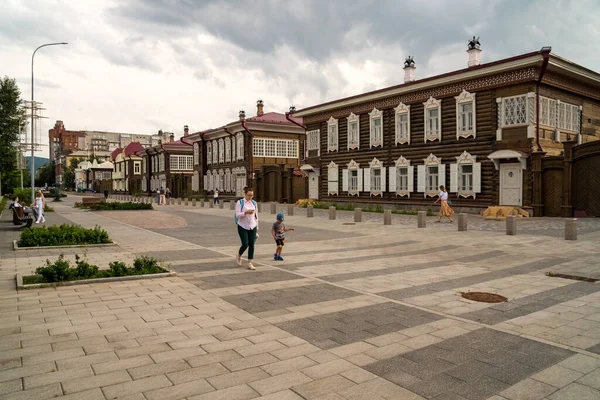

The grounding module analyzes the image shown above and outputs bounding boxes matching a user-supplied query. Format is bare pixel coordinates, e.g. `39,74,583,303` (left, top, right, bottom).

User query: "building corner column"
531,151,546,217
561,140,576,218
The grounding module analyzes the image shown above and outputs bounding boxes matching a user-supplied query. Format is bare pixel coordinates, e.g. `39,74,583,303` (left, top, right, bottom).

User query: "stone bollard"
506,215,517,235
219,201,224,209
329,206,336,220
185,198,189,206
565,218,577,240
271,202,277,214
418,211,427,228
178,198,182,205
307,205,314,218
230,201,236,210
354,208,362,223
200,199,205,208
287,204,294,216
192,199,196,207
458,213,468,232
209,200,213,208
384,210,392,225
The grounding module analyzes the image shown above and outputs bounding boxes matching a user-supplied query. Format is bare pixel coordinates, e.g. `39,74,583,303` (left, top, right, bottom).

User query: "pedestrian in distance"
165,188,172,204
103,189,108,200
234,187,258,270
213,189,220,205
271,213,294,261
433,185,454,223
159,187,166,205
32,190,46,224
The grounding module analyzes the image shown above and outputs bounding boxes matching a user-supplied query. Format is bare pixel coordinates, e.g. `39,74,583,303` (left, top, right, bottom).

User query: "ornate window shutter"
450,163,458,193
342,169,349,192
455,90,476,139
407,165,414,194
388,166,396,192
347,113,360,150
417,165,426,194
369,108,383,148
394,103,411,145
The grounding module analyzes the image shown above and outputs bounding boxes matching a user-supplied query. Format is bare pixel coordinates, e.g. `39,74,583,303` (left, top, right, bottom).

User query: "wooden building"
293,41,600,214
186,101,306,202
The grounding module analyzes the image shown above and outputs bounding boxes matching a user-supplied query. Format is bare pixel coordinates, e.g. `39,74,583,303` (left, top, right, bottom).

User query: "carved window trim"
454,151,478,199
347,113,360,150
327,161,339,195
368,157,384,197
206,142,212,165
455,90,476,139
218,138,225,164
346,159,360,196
394,103,410,145
394,156,411,197
423,97,441,142
327,117,338,152
369,108,383,148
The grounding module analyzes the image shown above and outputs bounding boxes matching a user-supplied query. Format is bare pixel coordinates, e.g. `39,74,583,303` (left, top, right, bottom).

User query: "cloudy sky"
2,0,599,159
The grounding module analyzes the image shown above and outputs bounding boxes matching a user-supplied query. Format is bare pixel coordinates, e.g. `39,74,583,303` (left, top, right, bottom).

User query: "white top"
214,191,219,198
439,191,448,201
35,197,44,209
235,198,259,231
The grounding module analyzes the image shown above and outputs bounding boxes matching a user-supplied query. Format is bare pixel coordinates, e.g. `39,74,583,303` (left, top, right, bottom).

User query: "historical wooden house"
138,131,194,198
293,41,600,214
186,101,306,202
123,142,145,194
110,147,126,193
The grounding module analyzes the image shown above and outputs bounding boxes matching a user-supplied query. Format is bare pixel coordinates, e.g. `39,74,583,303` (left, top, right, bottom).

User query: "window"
218,139,224,163
194,143,200,165
276,140,287,157
142,158,146,173
397,167,408,191
349,170,358,192
225,138,231,162
502,95,528,126
426,166,438,192
417,154,445,197
307,130,320,153
212,140,218,164
327,117,338,152
170,155,193,171
371,168,381,192
389,156,413,197
159,154,165,171
134,162,140,174
327,161,338,195
450,151,481,198
207,142,212,165
455,90,476,139
540,97,557,127
559,101,580,132
365,157,385,196
237,133,244,160
265,140,276,157
423,97,441,142
287,141,298,158
369,109,383,147
253,139,299,158
192,171,199,191
253,138,264,157
394,103,410,145
347,113,360,149
460,164,473,191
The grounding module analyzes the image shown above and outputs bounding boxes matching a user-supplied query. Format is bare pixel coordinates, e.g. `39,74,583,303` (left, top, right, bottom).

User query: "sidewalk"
1,195,600,399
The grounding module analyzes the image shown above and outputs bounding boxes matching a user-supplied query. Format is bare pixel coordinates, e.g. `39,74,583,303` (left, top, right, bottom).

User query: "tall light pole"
31,42,68,204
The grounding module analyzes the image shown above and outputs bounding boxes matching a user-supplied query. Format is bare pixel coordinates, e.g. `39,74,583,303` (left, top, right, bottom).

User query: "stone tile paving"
1,196,600,399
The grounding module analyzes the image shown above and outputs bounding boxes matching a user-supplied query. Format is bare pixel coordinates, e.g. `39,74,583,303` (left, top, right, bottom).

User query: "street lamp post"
31,42,68,204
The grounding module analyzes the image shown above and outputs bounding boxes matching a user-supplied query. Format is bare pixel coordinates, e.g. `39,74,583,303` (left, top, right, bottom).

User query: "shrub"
74,202,152,211
25,255,167,284
17,224,112,248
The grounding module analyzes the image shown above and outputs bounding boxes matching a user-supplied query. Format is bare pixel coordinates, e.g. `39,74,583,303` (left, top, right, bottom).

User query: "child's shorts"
275,239,285,246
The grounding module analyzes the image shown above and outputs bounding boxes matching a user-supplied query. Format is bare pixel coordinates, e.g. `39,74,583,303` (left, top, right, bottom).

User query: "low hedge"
23,255,167,284
75,202,153,211
17,224,112,248
297,201,434,216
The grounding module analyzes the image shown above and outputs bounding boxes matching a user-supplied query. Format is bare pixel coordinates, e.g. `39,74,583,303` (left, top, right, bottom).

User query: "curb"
16,270,177,290
13,240,118,251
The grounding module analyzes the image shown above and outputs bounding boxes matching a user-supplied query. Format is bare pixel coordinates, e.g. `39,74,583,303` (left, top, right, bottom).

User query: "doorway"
499,163,522,206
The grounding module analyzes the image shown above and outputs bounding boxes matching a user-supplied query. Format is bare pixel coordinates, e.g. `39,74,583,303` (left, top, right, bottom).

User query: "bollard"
329,206,336,220
287,204,294,216
354,208,362,223
178,198,182,205
192,199,196,207
384,210,392,225
506,215,517,235
307,205,314,218
219,201,224,209
565,218,577,240
418,211,427,228
200,199,205,207
185,198,189,206
230,201,236,210
209,200,213,208
271,202,277,214
458,213,467,232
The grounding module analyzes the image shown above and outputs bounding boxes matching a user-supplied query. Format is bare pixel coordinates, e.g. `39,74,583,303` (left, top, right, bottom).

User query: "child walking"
271,213,294,261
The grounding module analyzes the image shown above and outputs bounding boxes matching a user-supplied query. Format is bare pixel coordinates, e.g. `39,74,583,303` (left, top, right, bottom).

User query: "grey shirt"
272,221,285,240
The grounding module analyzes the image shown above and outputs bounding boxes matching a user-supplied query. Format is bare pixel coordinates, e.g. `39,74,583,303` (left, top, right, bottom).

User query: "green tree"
0,77,26,194
63,157,83,189
36,161,56,187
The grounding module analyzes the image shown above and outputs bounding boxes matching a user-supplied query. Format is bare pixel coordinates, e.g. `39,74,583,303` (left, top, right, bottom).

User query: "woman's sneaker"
274,253,278,261
277,256,284,261
236,254,242,266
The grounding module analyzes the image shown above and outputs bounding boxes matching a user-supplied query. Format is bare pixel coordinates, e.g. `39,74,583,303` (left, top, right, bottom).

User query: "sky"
2,0,600,159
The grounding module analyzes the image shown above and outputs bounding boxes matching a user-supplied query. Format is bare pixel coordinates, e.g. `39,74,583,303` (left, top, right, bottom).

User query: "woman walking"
434,185,454,223
32,190,46,224
235,187,258,270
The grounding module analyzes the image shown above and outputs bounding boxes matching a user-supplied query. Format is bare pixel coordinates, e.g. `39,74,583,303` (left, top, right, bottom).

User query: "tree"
0,76,27,194
63,157,83,189
36,161,56,187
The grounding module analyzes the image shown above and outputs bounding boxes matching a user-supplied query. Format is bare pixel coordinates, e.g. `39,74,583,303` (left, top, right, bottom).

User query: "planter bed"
13,240,117,251
17,270,176,290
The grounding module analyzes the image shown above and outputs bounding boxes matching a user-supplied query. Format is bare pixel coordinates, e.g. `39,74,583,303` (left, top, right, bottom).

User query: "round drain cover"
461,292,507,303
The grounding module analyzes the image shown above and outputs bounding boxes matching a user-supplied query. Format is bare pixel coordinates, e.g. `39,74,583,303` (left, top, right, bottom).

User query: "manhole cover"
342,222,356,225
461,292,507,303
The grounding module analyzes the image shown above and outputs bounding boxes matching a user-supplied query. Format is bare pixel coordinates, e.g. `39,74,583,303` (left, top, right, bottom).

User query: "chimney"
169,133,174,143
184,125,189,137
467,36,482,67
403,56,416,83
239,110,246,121
289,106,296,113
256,100,264,116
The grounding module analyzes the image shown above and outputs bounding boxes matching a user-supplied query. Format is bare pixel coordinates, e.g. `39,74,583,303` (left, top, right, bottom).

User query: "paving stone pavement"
1,196,600,399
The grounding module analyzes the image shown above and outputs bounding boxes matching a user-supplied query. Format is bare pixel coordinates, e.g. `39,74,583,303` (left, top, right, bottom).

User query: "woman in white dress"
32,190,46,224
433,185,454,223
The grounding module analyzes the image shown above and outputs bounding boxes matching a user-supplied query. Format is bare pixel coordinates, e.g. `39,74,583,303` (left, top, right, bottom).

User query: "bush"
74,202,152,211
1,196,7,212
24,255,167,284
17,224,112,248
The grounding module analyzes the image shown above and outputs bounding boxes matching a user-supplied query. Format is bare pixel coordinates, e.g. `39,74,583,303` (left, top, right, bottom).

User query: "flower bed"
17,224,112,248
75,201,153,211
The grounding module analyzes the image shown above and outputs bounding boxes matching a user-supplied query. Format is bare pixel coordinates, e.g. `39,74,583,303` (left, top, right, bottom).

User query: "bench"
11,207,33,228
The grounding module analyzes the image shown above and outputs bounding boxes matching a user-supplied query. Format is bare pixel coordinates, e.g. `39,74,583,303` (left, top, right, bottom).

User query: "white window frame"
212,170,219,190
455,89,476,139
540,96,558,128
306,130,320,157
496,93,536,140
327,161,338,195
253,138,264,157
212,140,218,164
367,157,385,197
225,138,231,163
327,117,338,152
218,139,224,164
193,143,200,165
388,156,413,197
159,153,165,172
342,160,361,196
170,155,193,171
206,142,212,165
192,171,199,191
423,97,442,142
253,138,299,158
236,133,244,160
347,113,360,150
394,103,410,145
142,158,146,174
417,153,445,198
558,101,580,132
450,151,481,199
369,108,383,148
134,162,141,175
225,169,231,192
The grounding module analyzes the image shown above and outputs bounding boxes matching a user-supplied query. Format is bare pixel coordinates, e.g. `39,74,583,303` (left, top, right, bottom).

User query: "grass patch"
296,200,434,216
23,255,167,284
75,201,153,211
17,224,112,248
